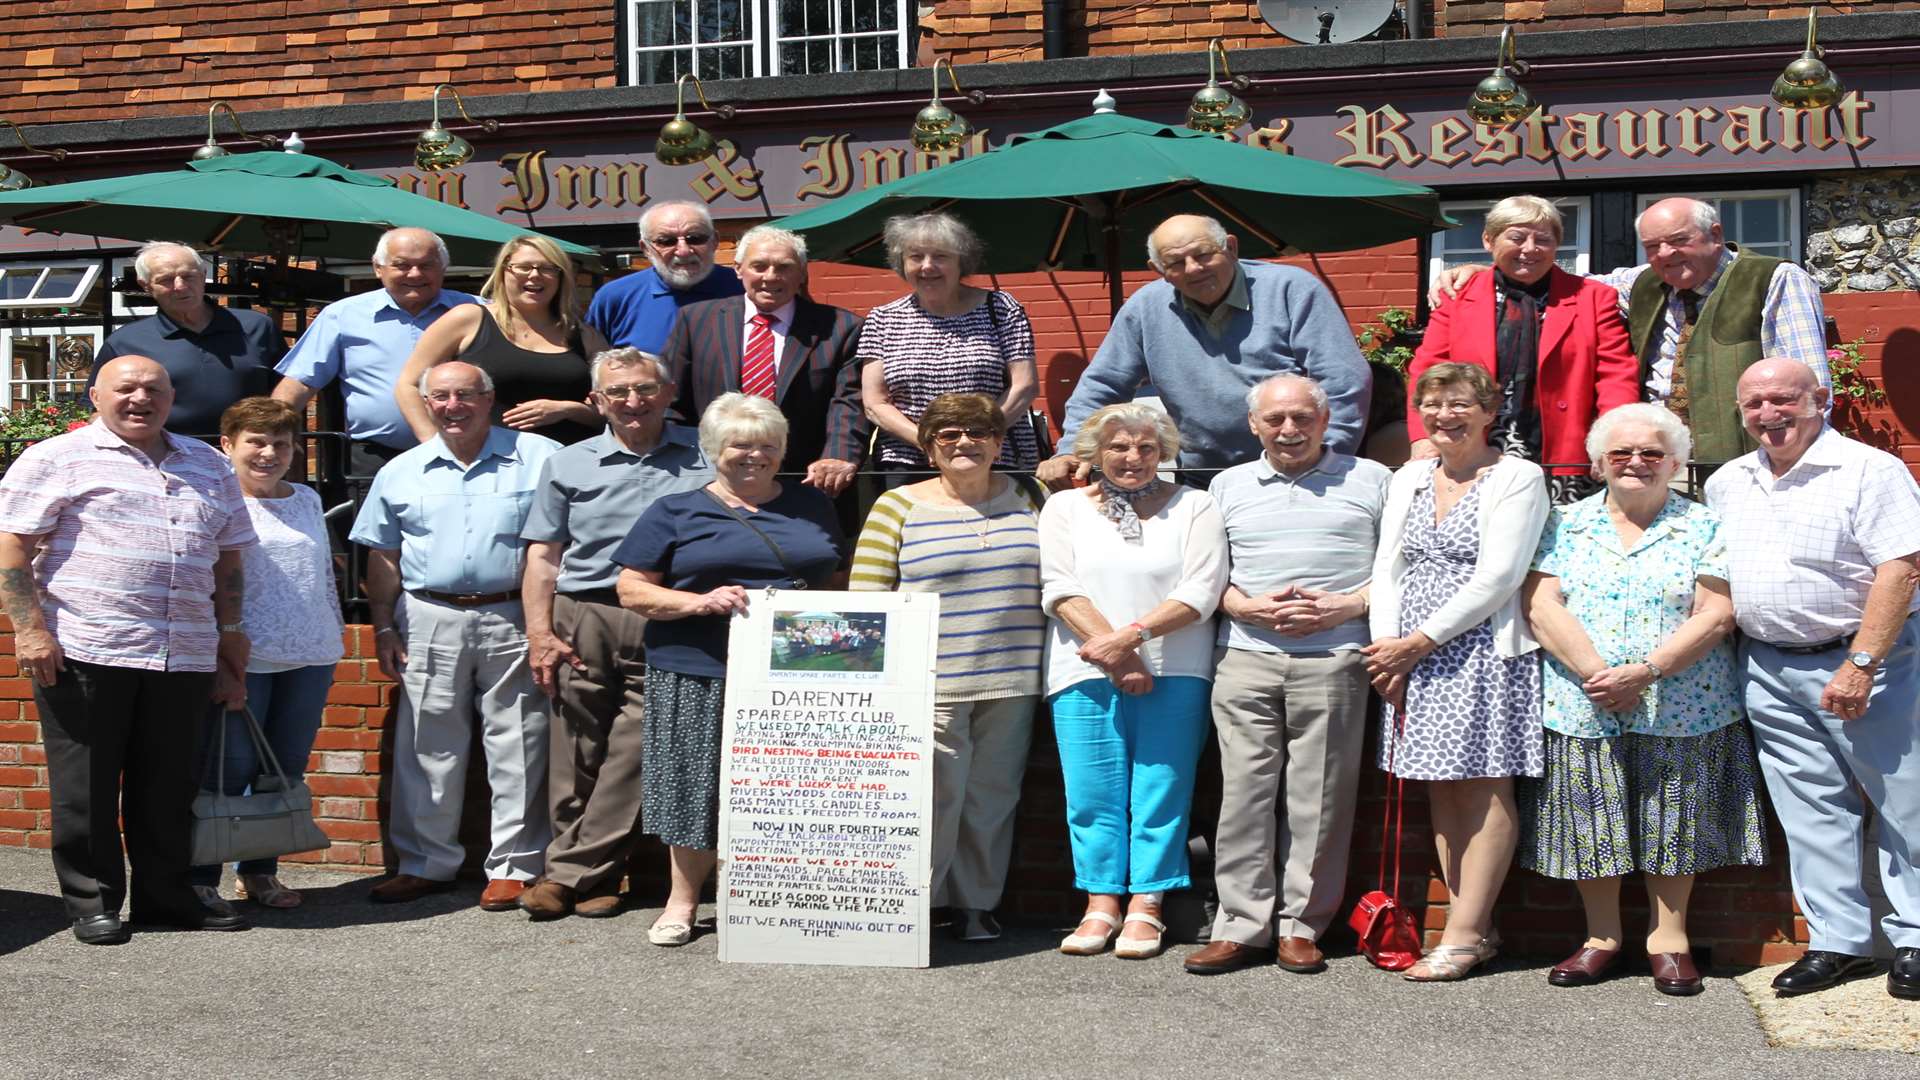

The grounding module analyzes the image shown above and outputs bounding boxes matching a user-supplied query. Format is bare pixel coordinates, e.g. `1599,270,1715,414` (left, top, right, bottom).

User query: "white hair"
133,241,212,284
1634,198,1719,237
1146,216,1229,272
1586,402,1692,466
1246,373,1329,414
418,362,495,398
373,228,449,268
698,391,789,461
1071,401,1182,463
638,200,715,244
590,347,671,390
735,224,808,267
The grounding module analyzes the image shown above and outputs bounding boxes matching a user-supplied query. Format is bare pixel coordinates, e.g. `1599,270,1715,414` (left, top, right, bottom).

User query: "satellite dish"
1258,0,1396,45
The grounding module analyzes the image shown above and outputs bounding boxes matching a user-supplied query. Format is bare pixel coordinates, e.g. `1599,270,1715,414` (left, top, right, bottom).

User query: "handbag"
1347,708,1424,971
190,704,332,867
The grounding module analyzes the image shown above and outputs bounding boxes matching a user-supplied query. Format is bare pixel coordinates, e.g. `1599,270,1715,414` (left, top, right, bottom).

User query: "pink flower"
41,405,58,416
1828,348,1846,361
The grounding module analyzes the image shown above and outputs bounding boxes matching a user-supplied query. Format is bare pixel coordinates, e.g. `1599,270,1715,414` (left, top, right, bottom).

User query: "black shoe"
1890,948,1920,1000
71,913,129,945
134,907,250,932
1772,950,1877,996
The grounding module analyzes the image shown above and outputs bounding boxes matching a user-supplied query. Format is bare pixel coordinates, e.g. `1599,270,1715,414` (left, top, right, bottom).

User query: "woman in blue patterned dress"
1366,362,1549,981
858,212,1040,477
1520,403,1766,997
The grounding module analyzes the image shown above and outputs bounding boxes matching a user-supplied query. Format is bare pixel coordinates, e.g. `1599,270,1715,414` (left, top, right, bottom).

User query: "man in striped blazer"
662,225,867,495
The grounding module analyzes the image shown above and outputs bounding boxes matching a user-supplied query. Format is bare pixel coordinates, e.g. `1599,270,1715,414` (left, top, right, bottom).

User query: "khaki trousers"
543,593,649,893
1208,647,1369,946
931,695,1037,909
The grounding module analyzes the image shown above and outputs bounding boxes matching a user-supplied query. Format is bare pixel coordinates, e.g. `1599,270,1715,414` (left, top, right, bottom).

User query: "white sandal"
238,873,302,909
1114,911,1167,960
1059,910,1121,955
1404,937,1499,982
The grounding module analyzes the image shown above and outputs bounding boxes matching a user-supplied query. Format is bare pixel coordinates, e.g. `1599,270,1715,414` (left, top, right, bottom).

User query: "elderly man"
1434,198,1830,466
516,348,712,919
663,225,866,495
350,362,560,908
90,242,283,436
1705,358,1920,1001
1039,214,1371,488
585,201,744,355
0,356,254,943
1183,373,1390,975
272,228,476,475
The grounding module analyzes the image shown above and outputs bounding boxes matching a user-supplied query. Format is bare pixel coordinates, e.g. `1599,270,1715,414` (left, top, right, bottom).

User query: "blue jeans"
190,665,335,884
1049,676,1211,895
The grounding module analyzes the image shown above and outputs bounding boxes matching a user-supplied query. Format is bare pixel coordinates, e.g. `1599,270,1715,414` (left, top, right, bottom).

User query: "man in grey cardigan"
1039,214,1371,487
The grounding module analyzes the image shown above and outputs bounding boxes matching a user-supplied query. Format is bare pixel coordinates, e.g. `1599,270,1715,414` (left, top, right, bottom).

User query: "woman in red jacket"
1407,196,1639,503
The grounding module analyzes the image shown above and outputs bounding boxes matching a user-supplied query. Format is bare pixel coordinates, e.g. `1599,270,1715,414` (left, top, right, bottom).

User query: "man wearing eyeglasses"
585,201,744,356
514,348,712,920
349,361,561,909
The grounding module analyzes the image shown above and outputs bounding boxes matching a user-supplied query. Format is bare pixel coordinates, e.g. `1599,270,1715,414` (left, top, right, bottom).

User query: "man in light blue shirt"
349,361,560,909
273,227,476,472
1186,373,1390,977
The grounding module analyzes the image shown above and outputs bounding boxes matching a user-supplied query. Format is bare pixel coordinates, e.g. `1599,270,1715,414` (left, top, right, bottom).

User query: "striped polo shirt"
849,482,1044,702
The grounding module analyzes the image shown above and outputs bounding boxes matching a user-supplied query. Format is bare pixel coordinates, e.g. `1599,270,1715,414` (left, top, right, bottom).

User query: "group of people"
4,192,1915,1008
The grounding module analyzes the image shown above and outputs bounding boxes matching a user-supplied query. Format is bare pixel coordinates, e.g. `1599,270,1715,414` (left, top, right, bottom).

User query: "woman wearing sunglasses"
849,393,1045,943
1519,403,1766,996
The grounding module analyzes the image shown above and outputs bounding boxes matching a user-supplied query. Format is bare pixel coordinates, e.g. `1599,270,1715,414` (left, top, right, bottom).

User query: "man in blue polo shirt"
90,241,283,437
584,201,742,355
272,227,476,477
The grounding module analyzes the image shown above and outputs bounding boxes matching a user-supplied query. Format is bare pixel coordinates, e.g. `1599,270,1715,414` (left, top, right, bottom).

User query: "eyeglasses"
425,389,486,404
1418,399,1481,414
931,427,998,446
597,382,664,400
506,262,562,279
1604,448,1670,466
648,232,712,250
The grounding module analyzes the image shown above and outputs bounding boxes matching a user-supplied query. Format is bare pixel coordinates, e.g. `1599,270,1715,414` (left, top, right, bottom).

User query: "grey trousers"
543,593,648,893
391,593,550,882
931,695,1036,909
1208,647,1369,946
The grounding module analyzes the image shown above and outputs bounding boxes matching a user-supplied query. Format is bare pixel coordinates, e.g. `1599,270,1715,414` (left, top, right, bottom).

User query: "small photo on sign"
771,610,888,674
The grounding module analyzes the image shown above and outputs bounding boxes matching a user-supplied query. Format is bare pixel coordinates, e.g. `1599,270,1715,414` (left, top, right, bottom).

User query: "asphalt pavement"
1,847,1915,1080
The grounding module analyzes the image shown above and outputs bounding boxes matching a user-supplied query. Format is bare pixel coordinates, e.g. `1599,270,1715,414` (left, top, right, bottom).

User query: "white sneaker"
193,885,238,918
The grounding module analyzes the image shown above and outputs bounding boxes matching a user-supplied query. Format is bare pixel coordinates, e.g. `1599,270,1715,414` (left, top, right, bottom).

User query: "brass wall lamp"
1466,26,1540,127
191,102,282,162
656,73,736,166
415,83,499,172
911,57,984,153
1772,10,1846,110
1185,38,1251,135
0,120,67,191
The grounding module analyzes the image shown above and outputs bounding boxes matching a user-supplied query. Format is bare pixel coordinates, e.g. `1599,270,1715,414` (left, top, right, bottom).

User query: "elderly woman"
1520,403,1765,996
397,235,609,445
1407,195,1638,502
859,211,1040,475
1039,402,1228,959
849,393,1045,943
613,393,845,947
190,398,343,912
1365,361,1549,981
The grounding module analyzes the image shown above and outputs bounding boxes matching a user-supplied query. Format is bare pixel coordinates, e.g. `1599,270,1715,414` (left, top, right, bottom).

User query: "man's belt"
1760,636,1849,655
416,589,521,608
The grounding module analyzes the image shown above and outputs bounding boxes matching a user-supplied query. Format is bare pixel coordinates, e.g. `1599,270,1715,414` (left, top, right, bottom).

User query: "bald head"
89,355,174,450
1146,214,1239,309
1737,357,1828,472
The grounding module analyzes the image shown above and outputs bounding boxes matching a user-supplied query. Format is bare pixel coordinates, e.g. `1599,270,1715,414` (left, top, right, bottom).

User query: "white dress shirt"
741,298,796,379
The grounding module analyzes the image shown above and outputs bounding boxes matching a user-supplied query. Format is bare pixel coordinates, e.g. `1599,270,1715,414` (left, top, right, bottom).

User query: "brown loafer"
574,888,625,919
1275,935,1327,974
1651,951,1704,996
1549,945,1623,987
479,878,527,912
1184,939,1271,975
519,878,575,920
368,873,456,905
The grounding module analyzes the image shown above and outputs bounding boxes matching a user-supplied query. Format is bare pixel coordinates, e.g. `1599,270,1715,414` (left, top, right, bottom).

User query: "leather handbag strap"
1377,705,1407,903
704,488,807,589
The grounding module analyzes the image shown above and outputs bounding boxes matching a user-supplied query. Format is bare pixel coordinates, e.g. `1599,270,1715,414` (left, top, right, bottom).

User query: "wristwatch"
1643,659,1665,680
218,622,245,633
1128,621,1153,643
1848,650,1877,670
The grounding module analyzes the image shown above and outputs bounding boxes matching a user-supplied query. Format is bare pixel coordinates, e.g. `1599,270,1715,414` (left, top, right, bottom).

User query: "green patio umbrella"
0,151,598,268
776,110,1454,313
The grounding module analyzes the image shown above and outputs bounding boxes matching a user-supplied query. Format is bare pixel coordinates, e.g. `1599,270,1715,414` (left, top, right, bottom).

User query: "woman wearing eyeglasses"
397,235,610,445
1518,403,1764,997
848,393,1046,943
859,212,1041,482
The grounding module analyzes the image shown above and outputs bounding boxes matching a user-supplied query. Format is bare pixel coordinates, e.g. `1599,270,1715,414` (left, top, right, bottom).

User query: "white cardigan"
1369,456,1549,660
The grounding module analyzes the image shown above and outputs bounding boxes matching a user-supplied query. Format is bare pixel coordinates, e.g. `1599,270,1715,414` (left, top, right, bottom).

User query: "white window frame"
109,257,157,318
1633,189,1800,263
771,0,909,76
624,0,907,85
0,325,101,411
627,0,766,84
1429,197,1593,288
0,260,102,310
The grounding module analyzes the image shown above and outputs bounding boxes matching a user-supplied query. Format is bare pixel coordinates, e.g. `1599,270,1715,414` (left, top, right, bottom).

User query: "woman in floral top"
1519,403,1766,998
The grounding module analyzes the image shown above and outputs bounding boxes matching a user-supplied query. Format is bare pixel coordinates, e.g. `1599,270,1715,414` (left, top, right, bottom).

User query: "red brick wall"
0,0,615,126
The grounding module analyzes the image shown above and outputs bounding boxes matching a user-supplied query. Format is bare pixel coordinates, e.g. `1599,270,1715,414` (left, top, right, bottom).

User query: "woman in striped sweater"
850,393,1045,943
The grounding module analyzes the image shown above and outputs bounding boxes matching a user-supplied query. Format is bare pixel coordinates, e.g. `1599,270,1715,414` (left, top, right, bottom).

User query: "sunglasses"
931,427,999,446
1604,448,1670,466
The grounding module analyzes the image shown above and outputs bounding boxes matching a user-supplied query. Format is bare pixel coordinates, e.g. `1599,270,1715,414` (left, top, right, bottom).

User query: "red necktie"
741,312,777,399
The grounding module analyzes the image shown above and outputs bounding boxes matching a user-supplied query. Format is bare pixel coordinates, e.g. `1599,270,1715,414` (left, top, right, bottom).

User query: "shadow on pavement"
0,887,68,955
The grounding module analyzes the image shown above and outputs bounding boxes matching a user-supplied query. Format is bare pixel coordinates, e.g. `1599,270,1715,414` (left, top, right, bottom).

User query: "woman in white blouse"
189,398,345,912
1039,403,1228,960
1364,362,1549,981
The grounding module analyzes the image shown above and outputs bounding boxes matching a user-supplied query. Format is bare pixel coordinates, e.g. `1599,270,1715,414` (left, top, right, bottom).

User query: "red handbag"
1349,711,1423,971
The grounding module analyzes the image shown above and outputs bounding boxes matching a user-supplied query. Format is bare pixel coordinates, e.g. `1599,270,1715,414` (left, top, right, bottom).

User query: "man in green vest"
1430,196,1831,469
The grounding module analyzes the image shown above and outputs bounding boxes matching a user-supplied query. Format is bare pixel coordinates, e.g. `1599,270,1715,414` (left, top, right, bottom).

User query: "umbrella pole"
1102,206,1123,319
